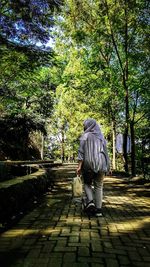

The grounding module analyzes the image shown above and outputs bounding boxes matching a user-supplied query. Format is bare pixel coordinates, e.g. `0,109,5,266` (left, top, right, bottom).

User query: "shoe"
95,208,103,217
84,200,96,215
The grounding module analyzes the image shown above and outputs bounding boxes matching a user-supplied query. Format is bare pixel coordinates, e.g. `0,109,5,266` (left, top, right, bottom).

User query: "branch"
99,48,111,65
104,0,124,75
134,112,149,124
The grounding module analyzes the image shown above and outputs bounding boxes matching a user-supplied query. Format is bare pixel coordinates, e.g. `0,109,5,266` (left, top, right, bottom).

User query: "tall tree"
55,0,149,175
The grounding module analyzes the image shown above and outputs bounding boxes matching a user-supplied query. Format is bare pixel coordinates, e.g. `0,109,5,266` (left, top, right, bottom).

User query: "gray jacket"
78,132,110,173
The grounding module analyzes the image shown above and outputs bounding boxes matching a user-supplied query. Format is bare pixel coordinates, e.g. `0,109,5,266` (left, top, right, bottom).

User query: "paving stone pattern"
0,164,150,267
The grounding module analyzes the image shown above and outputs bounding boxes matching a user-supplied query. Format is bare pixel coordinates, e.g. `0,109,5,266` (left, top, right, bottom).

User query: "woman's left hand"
76,166,81,176
76,160,83,176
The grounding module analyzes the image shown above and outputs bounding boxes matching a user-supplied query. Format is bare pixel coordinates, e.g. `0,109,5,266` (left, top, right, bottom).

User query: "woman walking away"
76,118,110,217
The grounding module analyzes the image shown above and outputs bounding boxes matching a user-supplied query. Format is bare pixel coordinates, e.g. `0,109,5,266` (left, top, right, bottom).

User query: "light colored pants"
83,171,104,209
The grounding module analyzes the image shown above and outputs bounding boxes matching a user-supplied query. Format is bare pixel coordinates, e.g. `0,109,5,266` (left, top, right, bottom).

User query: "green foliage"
48,0,150,174
0,45,56,160
0,0,149,175
0,47,55,118
0,114,46,160
0,0,62,48
0,0,60,160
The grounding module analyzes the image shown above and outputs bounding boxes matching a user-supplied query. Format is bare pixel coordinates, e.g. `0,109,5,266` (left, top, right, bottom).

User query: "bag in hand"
72,176,83,197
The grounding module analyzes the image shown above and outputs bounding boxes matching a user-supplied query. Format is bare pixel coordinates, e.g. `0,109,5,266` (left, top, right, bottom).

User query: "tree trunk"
130,121,136,177
123,72,129,174
141,139,145,178
107,0,130,174
112,120,116,170
41,132,44,160
61,130,65,163
123,128,128,173
123,2,129,174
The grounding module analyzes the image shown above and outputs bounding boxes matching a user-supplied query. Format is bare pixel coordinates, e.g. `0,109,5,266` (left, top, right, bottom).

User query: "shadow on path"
0,165,150,267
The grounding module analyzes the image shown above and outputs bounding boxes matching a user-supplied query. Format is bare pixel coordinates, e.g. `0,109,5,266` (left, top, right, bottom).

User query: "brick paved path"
0,164,150,267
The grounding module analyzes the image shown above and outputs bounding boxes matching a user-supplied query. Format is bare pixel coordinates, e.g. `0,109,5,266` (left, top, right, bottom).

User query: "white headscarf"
80,118,106,145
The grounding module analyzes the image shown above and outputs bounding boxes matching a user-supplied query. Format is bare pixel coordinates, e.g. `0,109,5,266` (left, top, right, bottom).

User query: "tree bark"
130,121,136,177
105,0,130,174
123,78,129,174
41,132,44,160
123,1,129,174
61,129,65,163
112,120,116,170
